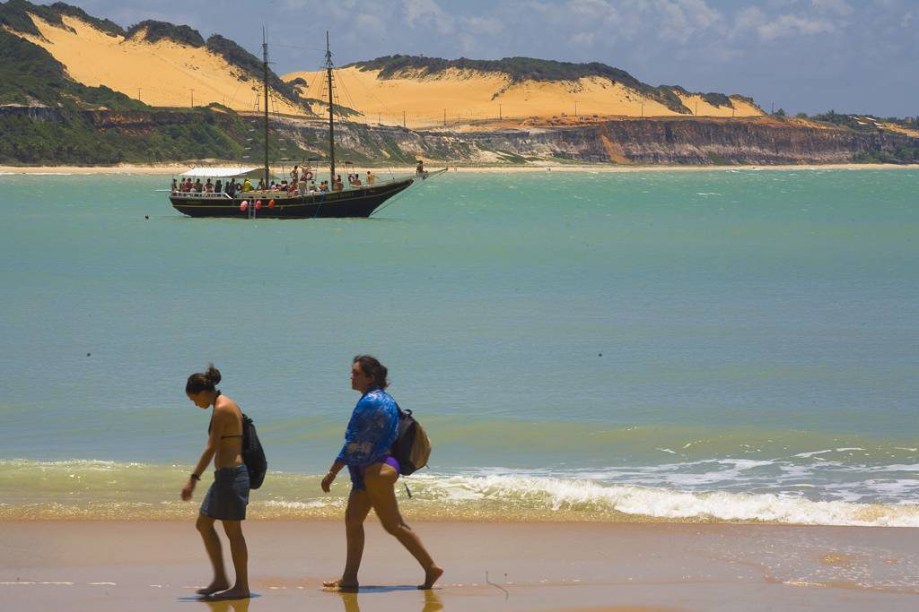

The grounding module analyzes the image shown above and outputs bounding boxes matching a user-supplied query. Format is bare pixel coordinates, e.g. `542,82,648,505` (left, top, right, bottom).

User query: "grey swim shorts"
200,464,250,521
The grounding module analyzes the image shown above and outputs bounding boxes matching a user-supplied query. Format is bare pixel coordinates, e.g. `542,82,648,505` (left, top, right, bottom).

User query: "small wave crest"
412,473,919,527
2,459,917,525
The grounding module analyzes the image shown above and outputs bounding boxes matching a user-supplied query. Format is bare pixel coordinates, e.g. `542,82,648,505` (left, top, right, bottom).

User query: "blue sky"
34,0,919,117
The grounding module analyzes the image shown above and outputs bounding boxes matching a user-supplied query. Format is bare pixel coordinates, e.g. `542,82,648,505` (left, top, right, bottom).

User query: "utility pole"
190,89,194,108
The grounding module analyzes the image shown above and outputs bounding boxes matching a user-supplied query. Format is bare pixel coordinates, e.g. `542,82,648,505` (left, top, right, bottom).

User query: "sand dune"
287,66,763,128
18,15,305,116
14,10,762,129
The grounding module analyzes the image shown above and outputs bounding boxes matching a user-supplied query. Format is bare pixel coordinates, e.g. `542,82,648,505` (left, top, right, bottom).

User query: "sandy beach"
2,520,917,611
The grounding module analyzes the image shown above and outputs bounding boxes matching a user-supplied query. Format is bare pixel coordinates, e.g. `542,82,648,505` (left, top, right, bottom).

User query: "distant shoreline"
2,162,918,176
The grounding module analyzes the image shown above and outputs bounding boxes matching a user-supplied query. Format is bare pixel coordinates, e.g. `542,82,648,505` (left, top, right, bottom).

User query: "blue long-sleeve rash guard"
336,388,399,468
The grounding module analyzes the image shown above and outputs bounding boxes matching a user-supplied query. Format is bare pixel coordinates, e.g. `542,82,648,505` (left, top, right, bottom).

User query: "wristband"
190,473,201,481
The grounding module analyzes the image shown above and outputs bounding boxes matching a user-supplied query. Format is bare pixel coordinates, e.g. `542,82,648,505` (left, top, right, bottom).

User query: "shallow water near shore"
1,168,917,524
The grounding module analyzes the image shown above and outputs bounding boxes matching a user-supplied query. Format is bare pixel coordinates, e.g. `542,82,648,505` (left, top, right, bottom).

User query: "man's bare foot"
418,565,444,590
196,580,230,596
208,587,251,600
322,578,359,592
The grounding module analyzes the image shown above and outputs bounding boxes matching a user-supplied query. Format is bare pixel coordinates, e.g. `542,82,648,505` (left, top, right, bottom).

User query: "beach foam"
2,460,917,526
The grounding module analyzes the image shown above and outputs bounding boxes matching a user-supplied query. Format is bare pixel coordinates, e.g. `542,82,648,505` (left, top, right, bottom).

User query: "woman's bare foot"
322,578,359,592
418,565,444,590
208,587,251,600
196,580,230,596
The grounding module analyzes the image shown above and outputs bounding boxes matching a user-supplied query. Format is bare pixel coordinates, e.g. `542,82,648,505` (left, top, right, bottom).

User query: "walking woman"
181,364,250,600
321,355,443,591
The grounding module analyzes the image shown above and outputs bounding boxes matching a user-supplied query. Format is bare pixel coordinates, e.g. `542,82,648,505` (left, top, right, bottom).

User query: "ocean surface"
1,167,916,526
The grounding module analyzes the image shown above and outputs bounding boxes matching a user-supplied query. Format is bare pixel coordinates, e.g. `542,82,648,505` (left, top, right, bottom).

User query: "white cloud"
570,31,597,47
757,13,837,40
811,0,853,16
403,0,455,34
461,16,504,37
731,5,839,42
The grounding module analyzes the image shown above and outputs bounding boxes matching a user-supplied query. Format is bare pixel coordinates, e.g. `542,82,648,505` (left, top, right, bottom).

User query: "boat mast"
325,31,336,185
262,30,270,187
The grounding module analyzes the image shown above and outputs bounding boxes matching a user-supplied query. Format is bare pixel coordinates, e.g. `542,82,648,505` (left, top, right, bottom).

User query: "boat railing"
171,174,414,199
171,191,234,199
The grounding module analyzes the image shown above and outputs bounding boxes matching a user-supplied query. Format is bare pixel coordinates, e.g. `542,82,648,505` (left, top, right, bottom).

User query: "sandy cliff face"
296,118,915,166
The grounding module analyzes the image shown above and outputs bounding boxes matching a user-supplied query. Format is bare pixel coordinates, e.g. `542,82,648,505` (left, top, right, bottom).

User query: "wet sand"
2,520,917,611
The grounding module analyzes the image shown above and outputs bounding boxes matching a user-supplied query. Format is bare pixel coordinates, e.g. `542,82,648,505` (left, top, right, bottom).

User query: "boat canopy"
179,167,264,179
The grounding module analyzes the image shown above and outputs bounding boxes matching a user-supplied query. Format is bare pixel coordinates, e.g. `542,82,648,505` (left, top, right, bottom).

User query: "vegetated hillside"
0,1,306,112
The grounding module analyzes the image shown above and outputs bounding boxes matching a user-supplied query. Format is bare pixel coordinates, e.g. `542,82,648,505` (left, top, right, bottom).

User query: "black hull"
170,178,413,218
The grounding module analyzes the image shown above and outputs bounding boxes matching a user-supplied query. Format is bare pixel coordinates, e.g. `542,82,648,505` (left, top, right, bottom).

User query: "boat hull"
170,178,414,218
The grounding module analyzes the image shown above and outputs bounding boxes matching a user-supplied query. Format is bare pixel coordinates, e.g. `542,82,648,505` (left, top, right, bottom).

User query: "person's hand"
181,479,195,501
321,471,336,493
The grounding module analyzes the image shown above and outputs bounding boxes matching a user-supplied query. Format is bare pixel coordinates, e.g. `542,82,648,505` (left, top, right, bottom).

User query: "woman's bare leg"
195,514,230,595
323,487,371,590
364,464,444,589
209,520,249,599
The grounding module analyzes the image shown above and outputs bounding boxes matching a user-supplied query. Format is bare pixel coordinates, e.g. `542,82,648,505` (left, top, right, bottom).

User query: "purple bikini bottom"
347,455,401,490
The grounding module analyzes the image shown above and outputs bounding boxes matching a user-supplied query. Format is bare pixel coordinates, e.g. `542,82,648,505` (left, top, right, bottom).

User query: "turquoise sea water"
1,168,917,525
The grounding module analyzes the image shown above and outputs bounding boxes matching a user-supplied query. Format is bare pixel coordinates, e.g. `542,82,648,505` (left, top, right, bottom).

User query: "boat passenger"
256,179,265,191
333,175,343,191
171,178,178,193
194,179,203,193
241,178,253,192
215,179,223,195
205,179,214,194
366,171,376,186
291,165,299,182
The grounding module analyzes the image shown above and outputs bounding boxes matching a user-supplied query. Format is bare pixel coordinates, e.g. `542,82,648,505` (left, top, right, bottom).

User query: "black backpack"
390,405,431,476
241,413,267,489
207,411,267,489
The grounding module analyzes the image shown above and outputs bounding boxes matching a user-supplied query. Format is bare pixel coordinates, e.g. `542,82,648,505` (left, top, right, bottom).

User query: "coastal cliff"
302,117,919,166
2,107,917,166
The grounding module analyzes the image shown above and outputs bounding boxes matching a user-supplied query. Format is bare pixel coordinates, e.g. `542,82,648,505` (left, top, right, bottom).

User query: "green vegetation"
50,2,123,36
700,93,732,108
0,108,248,164
206,35,304,108
126,20,204,46
494,150,528,164
1,1,122,37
